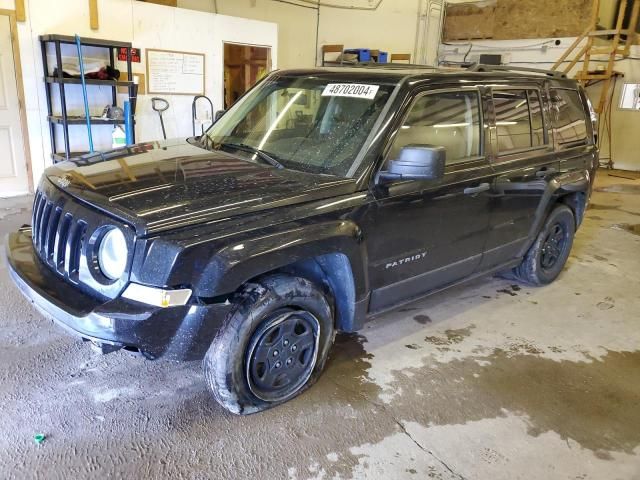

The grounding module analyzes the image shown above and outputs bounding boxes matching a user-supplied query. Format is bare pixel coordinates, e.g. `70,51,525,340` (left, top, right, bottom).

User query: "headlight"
98,227,128,280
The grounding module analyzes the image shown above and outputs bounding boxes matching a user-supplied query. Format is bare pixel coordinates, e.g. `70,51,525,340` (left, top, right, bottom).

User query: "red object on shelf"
118,47,140,63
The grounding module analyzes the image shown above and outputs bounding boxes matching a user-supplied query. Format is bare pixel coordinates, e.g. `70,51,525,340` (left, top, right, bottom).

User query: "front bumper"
6,228,232,360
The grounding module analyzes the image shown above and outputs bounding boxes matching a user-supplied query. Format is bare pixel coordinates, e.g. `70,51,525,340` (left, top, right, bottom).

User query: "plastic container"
112,125,126,149
344,49,371,63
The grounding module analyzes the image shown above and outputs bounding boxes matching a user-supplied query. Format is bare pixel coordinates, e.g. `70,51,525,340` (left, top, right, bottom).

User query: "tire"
203,274,335,415
512,204,575,286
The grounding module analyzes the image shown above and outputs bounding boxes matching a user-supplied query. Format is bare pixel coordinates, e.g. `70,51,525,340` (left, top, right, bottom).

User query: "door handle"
535,167,557,178
464,183,490,195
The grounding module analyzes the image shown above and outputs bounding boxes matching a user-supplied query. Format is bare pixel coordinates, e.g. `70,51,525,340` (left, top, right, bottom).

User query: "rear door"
364,86,494,312
480,84,558,269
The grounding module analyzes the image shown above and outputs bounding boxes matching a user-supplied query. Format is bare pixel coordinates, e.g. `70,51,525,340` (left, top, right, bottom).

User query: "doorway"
0,10,30,197
223,43,272,109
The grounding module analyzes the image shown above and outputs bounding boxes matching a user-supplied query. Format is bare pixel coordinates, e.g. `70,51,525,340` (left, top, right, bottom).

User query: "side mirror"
214,109,225,122
377,145,445,184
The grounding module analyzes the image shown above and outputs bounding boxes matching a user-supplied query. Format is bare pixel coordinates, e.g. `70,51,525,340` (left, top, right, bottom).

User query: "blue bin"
378,51,388,63
344,48,371,63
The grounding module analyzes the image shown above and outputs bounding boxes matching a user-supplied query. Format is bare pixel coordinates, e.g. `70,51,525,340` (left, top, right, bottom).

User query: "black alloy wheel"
510,204,576,286
540,222,568,271
246,309,319,402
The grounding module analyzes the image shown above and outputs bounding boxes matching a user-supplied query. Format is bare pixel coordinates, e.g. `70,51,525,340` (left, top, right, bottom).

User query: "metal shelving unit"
40,34,136,162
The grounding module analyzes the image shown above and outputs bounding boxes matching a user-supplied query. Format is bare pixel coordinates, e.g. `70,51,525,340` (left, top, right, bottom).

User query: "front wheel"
203,274,334,415
512,204,575,286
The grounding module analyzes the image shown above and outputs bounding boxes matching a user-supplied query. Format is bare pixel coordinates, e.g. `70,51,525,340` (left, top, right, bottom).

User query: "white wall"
179,0,640,172
179,0,433,67
317,1,422,64
182,0,317,69
439,39,640,171
7,0,639,180
3,0,277,186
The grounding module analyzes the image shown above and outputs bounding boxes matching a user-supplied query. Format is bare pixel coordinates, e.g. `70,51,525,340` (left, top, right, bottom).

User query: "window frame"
382,86,487,173
490,85,550,160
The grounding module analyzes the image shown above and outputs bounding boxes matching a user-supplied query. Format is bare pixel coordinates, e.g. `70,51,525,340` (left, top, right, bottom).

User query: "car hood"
45,139,358,235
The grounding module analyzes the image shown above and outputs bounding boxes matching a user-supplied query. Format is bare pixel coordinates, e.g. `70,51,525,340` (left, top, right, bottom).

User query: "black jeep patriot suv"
7,65,597,414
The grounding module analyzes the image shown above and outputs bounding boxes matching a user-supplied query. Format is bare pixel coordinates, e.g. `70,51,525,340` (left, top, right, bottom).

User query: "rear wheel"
512,204,575,286
203,274,334,415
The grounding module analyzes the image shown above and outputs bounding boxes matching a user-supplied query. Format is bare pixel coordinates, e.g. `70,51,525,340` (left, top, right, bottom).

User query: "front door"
363,87,493,312
0,14,29,197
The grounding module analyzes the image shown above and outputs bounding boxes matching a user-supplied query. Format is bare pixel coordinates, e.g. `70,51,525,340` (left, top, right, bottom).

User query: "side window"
388,90,481,165
493,89,546,155
551,89,589,148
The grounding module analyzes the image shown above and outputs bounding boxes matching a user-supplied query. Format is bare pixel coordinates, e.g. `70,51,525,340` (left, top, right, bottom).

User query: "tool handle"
151,97,170,113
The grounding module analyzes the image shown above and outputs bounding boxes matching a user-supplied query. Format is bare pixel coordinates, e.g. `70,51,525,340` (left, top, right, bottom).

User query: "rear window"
551,89,589,148
493,89,546,155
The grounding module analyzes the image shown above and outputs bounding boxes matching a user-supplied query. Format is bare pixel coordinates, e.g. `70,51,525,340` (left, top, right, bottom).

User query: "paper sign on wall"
146,49,205,96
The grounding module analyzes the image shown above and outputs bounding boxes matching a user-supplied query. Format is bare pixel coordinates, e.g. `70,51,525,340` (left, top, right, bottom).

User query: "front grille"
32,189,87,283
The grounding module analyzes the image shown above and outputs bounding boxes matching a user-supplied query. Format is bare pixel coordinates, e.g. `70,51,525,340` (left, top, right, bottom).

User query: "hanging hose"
192,95,214,136
74,34,94,153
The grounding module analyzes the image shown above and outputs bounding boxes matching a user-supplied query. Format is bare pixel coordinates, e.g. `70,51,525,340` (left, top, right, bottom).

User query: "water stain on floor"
424,326,475,347
613,223,640,236
589,203,620,211
588,203,640,217
384,348,640,455
595,184,640,195
597,296,615,310
326,333,376,396
414,314,432,325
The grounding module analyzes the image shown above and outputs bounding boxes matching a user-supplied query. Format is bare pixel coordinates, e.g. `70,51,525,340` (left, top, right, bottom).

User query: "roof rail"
468,63,567,79
322,61,439,70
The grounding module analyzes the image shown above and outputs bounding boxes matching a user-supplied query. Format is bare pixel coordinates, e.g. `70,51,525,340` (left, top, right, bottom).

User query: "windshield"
203,74,395,177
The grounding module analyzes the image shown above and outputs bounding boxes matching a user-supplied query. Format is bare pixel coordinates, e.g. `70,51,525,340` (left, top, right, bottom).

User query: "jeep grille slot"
31,189,87,282
54,213,72,270
67,220,87,280
45,206,62,261
32,191,46,250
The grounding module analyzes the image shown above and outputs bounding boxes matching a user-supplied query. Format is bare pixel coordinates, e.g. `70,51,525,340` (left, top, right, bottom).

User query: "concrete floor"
0,172,639,480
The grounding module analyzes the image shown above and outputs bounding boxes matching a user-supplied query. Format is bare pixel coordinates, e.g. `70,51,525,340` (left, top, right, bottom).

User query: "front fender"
184,220,368,300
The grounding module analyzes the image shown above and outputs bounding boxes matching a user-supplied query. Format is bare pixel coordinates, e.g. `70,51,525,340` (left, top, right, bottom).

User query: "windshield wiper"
219,142,284,169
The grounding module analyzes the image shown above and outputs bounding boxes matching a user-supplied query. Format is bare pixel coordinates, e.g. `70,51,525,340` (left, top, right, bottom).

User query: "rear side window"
551,89,589,148
493,89,546,155
388,90,481,165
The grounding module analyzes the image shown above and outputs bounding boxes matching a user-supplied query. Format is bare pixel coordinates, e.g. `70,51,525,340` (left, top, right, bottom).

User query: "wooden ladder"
552,0,640,113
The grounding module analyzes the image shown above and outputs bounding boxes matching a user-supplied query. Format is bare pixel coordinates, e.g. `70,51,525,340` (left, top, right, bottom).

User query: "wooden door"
223,43,272,109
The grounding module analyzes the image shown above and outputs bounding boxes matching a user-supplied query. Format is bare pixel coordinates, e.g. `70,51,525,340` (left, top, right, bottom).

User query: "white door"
0,14,29,197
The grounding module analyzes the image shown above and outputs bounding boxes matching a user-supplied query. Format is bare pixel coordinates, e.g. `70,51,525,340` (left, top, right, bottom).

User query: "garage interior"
0,0,639,478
